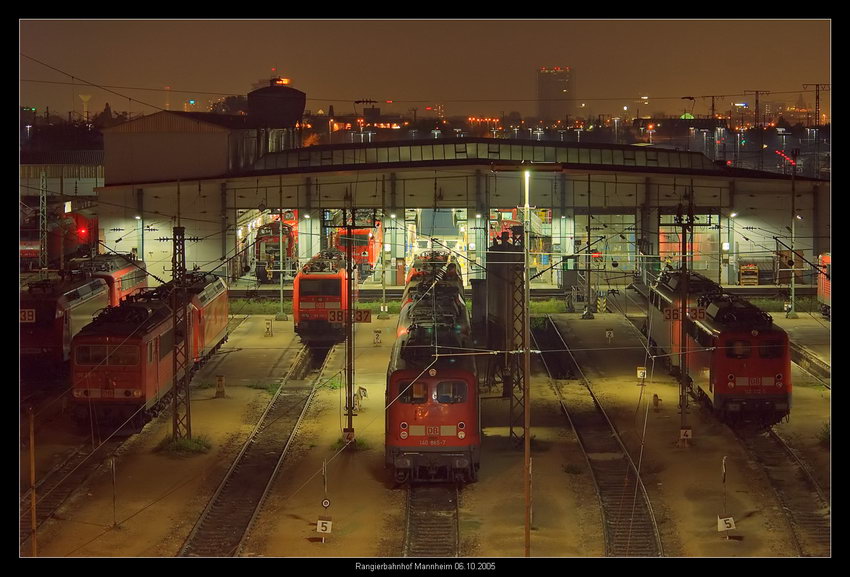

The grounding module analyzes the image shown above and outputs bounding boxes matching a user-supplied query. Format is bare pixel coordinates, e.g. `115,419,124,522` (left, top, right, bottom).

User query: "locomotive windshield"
726,340,751,359
758,339,784,358
75,344,140,366
299,278,341,296
398,381,428,404
437,381,467,403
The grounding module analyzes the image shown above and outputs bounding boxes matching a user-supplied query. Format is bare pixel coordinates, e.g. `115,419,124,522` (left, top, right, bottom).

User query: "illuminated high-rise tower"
537,66,574,122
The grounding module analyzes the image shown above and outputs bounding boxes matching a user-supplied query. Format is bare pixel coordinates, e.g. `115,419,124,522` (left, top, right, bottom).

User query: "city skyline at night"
20,19,831,124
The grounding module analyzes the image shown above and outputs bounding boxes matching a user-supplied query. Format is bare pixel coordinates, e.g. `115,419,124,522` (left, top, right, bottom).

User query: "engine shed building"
91,134,830,291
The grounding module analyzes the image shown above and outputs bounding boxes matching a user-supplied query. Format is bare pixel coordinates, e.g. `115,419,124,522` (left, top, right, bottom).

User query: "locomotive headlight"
399,431,409,439
728,381,735,389
133,390,142,397
457,421,466,429
400,421,408,429
775,373,783,387
73,390,82,398
457,430,466,439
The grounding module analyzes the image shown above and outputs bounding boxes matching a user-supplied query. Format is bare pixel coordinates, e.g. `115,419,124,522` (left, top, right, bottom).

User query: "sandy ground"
22,313,830,559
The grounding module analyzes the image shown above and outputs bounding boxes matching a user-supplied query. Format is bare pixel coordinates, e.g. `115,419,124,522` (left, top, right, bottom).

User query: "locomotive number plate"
20,309,36,323
327,309,372,323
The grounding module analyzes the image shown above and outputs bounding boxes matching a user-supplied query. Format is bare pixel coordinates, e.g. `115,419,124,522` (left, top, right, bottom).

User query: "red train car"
255,220,297,283
20,274,110,375
648,272,791,426
404,249,458,286
817,252,831,319
386,258,478,483
70,272,229,429
19,212,97,271
66,253,148,307
333,222,383,278
292,249,356,345
644,270,724,373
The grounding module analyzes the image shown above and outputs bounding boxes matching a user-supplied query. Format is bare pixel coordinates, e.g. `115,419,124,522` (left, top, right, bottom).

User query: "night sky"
20,19,831,121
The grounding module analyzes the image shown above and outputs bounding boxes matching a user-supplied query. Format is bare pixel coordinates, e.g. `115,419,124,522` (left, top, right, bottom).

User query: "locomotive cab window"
726,340,751,359
300,279,342,296
76,344,108,365
398,381,428,404
437,381,467,404
109,345,139,366
758,339,784,358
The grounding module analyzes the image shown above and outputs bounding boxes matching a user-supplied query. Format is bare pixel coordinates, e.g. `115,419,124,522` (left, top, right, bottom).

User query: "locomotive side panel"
646,271,789,426
70,273,229,431
818,253,831,318
20,278,109,372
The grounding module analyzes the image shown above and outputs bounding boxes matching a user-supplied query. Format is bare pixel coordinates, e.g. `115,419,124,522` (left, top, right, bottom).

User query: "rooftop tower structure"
537,66,574,123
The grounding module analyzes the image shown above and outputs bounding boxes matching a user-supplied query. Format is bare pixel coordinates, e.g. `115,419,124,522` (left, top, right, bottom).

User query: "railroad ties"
532,316,663,557
736,428,830,557
403,484,460,558
19,438,125,552
178,344,331,557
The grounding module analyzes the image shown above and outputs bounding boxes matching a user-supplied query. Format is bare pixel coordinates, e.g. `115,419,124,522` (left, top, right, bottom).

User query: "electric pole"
675,198,694,448
345,218,355,444
582,175,594,319
745,90,770,170
786,148,800,319
39,171,48,279
169,186,192,441
803,83,830,127
803,84,830,177
171,224,192,440
522,170,532,557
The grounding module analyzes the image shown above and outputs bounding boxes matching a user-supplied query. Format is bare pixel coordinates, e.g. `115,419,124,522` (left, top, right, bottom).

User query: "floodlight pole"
786,149,799,318
523,169,532,557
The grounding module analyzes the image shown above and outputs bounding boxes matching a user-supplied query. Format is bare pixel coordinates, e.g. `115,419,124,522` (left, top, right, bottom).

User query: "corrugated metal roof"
19,150,104,165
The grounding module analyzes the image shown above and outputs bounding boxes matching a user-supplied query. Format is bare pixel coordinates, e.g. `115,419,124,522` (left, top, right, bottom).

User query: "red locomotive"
19,212,97,271
386,257,479,483
332,222,383,279
644,270,724,374
647,270,791,426
404,249,456,286
20,274,110,375
66,253,148,307
292,249,356,345
254,219,297,283
70,272,229,429
817,252,831,319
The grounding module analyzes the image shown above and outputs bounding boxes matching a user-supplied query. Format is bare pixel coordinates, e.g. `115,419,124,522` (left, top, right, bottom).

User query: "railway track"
531,315,663,557
19,437,125,551
736,427,830,557
403,484,460,557
177,344,332,557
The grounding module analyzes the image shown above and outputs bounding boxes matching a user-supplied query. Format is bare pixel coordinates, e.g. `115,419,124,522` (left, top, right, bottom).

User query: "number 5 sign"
717,516,736,532
317,516,333,534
